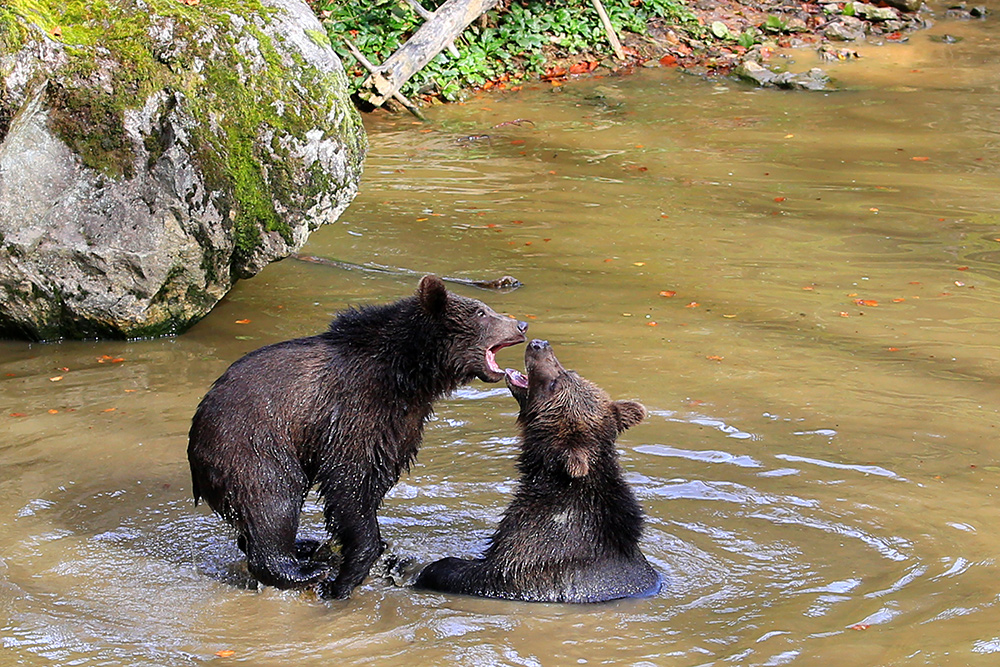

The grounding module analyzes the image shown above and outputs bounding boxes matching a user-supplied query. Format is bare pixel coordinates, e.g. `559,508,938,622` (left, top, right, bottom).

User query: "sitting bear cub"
416,339,661,603
188,276,527,599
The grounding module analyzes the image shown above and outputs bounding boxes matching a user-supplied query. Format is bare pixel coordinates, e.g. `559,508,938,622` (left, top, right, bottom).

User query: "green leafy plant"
318,0,697,102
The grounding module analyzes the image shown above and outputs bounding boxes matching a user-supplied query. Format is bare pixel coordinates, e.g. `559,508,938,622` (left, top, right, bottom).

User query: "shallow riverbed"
4,14,1000,666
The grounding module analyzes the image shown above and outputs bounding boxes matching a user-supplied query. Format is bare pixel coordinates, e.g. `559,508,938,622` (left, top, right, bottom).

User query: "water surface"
4,15,1000,666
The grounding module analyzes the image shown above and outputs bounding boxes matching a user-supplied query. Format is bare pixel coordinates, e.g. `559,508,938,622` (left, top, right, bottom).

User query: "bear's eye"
476,308,486,318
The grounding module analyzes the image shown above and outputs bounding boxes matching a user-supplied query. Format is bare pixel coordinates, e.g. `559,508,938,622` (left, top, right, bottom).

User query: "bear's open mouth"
505,368,529,388
486,341,520,375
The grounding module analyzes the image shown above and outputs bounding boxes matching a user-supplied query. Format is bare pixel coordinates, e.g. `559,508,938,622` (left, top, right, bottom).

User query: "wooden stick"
405,0,462,58
342,38,427,121
356,0,500,108
591,0,626,61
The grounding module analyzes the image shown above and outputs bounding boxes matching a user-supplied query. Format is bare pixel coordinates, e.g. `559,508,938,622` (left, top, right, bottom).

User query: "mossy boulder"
0,0,366,341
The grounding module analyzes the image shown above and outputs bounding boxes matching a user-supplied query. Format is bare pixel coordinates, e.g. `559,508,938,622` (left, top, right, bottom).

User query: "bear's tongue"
505,368,528,388
486,347,501,374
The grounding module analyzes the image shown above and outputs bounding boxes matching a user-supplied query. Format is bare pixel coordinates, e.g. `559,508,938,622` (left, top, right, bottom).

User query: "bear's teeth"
505,368,528,388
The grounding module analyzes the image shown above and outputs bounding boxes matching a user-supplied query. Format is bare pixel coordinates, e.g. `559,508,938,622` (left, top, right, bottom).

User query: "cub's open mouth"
504,368,528,388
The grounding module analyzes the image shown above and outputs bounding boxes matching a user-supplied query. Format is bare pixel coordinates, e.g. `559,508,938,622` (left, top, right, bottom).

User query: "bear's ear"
565,448,590,478
418,275,448,317
612,400,646,433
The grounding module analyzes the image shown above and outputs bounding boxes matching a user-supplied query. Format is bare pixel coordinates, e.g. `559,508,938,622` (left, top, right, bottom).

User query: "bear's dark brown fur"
415,339,661,603
187,276,527,599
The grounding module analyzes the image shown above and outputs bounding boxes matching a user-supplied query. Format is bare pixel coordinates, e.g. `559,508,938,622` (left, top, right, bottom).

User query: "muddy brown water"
5,17,1000,667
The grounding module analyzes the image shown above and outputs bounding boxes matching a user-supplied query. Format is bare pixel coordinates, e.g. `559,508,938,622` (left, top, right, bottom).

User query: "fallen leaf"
854,299,878,307
850,624,870,631
659,290,677,298
647,321,658,327
659,54,679,67
774,196,786,203
911,156,930,161
235,319,251,325
957,266,969,271
955,281,965,287
416,217,428,222
802,286,814,291
685,302,700,308
103,407,117,413
839,311,850,317
50,376,63,382
706,355,724,361
58,367,69,372
510,139,526,146
215,650,236,658
888,347,900,352
10,412,27,418
634,262,646,266
892,298,905,303
48,409,59,414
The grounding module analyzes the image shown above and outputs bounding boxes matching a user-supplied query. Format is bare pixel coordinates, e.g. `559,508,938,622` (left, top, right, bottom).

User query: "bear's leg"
239,475,329,589
414,557,489,596
318,512,385,599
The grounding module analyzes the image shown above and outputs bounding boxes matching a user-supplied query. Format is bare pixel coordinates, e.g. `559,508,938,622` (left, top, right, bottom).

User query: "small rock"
824,16,867,41
854,3,900,20
881,0,922,12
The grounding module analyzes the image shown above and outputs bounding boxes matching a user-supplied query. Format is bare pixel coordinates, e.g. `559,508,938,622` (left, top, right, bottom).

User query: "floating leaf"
49,376,63,382
659,290,677,298
911,156,930,161
706,355,724,361
48,409,59,414
854,299,878,307
685,302,699,308
235,319,251,325
10,412,26,418
215,650,236,658
774,196,786,203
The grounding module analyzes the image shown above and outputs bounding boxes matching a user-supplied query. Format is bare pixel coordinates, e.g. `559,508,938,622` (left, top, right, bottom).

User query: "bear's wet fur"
415,339,661,603
187,275,527,599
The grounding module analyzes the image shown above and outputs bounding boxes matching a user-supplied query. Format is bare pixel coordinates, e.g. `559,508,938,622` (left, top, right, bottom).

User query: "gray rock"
882,0,922,12
824,15,868,41
735,61,831,91
0,0,366,340
853,3,900,20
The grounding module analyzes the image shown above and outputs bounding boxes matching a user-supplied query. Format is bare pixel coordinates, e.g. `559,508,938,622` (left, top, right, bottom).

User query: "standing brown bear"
415,339,661,603
188,276,527,599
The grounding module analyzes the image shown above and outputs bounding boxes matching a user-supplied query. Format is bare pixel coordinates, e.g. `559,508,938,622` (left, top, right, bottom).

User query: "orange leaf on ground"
659,290,677,297
854,299,878,307
659,54,678,67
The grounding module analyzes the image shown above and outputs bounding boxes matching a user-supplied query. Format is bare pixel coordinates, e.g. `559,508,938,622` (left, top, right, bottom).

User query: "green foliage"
736,27,761,48
762,14,790,32
320,0,697,101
